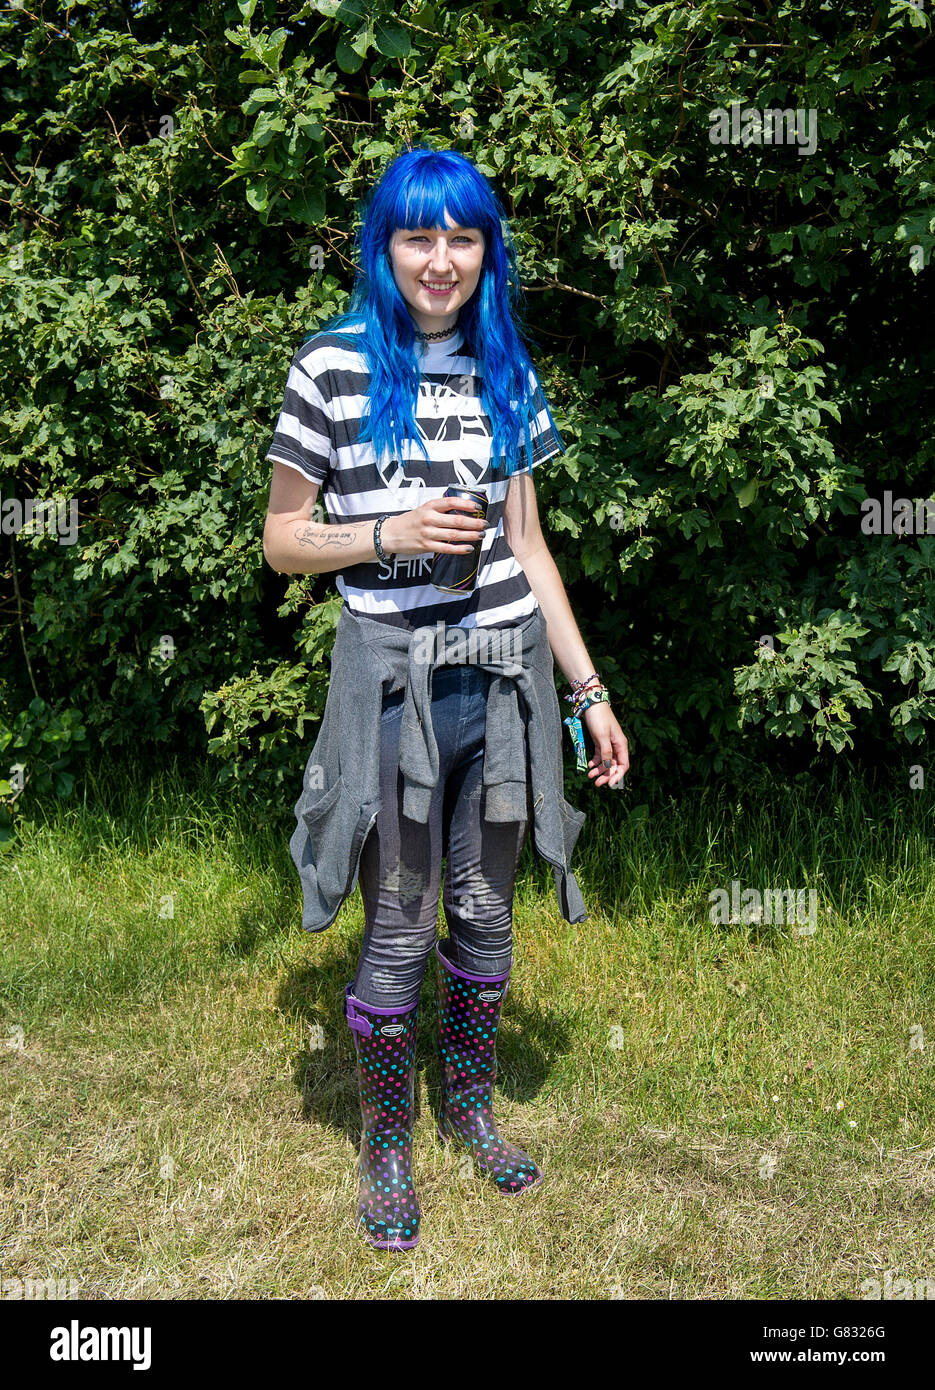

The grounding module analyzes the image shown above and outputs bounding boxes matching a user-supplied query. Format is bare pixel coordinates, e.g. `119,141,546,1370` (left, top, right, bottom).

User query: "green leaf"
264,27,290,74
295,114,324,141
374,20,413,58
350,23,372,58
335,0,366,25
289,184,326,224
335,31,365,71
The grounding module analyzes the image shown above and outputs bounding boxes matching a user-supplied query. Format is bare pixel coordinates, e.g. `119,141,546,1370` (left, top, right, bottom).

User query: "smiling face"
388,217,485,334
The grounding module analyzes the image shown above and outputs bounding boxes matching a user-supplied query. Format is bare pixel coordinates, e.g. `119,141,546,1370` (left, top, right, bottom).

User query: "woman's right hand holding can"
380,495,486,556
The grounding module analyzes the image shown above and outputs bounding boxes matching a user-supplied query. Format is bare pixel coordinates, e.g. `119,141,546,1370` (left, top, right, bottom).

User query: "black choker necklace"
417,323,459,342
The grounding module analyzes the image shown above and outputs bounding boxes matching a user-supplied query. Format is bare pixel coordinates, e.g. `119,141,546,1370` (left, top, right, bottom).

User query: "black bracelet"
373,515,393,563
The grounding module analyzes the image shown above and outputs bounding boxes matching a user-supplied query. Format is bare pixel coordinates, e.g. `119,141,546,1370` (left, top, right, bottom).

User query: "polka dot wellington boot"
434,942,543,1195
344,985,421,1251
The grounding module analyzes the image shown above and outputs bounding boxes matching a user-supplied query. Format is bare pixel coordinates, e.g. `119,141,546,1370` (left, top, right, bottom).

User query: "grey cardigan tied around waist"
289,601,589,933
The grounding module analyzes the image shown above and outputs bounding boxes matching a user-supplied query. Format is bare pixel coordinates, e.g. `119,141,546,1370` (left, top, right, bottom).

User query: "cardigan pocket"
299,775,365,905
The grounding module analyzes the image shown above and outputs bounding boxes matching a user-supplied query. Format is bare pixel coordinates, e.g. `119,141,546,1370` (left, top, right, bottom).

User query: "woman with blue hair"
264,145,629,1251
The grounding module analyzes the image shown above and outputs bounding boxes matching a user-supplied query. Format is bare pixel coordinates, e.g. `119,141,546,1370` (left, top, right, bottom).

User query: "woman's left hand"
581,700,629,788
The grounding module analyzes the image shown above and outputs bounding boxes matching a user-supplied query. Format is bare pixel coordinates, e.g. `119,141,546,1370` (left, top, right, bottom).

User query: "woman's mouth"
420,280,458,297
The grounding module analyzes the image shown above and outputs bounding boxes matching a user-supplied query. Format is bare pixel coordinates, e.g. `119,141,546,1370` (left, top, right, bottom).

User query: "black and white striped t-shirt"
264,322,564,631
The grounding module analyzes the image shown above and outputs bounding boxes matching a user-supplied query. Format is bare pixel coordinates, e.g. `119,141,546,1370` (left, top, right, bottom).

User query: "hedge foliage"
2,0,933,841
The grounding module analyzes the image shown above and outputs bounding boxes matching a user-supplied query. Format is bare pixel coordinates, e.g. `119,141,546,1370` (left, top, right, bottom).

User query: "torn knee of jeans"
445,870,495,921
383,859,429,905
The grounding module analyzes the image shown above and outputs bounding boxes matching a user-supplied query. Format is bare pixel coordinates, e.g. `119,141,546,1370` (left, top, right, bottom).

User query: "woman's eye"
406,234,473,244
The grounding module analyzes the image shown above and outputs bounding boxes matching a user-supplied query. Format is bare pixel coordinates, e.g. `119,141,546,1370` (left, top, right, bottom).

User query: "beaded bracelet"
571,687,610,717
564,676,609,718
373,515,393,563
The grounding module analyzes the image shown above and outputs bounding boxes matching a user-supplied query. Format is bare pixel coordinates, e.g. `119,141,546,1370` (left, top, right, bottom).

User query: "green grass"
1,757,933,1299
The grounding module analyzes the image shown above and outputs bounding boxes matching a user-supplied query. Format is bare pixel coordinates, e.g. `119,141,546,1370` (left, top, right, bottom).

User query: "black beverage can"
430,487,488,594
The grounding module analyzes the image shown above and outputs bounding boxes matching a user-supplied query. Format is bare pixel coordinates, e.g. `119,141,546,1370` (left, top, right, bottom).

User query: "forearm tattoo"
295,524,357,550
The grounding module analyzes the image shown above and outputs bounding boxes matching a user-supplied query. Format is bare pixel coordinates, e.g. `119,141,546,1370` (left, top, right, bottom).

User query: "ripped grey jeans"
352,661,530,1010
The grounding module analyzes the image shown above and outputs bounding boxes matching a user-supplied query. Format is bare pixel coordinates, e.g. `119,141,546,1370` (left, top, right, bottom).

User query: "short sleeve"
520,366,565,473
264,351,334,485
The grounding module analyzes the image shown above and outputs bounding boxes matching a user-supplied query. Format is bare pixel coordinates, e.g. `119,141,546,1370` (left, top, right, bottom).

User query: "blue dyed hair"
315,144,562,478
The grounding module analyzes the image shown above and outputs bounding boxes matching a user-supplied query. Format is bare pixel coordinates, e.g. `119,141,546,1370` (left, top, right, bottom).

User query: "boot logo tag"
380,1024,405,1037
478,990,502,1001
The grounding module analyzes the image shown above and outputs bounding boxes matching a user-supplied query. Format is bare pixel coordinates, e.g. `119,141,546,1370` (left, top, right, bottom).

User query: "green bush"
1,0,933,836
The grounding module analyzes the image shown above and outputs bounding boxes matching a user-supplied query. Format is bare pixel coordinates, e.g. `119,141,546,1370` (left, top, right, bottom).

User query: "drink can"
430,487,488,594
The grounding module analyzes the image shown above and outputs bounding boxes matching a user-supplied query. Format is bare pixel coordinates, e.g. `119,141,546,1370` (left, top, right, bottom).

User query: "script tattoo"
296,524,356,550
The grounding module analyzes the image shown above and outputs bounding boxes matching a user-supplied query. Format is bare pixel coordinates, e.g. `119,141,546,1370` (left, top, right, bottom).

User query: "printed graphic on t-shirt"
376,374,492,494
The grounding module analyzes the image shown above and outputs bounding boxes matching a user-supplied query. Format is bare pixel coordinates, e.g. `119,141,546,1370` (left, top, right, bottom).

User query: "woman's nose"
428,240,451,272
